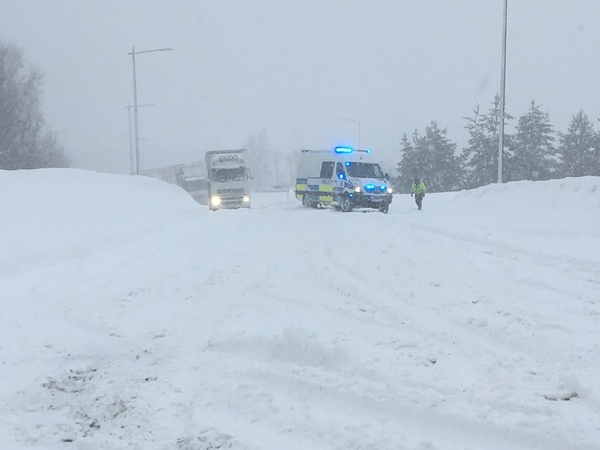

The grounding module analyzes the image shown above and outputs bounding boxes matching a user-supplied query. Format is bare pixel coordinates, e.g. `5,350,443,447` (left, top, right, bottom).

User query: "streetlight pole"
126,103,155,175
127,102,134,175
128,46,173,175
339,116,362,149
498,0,508,183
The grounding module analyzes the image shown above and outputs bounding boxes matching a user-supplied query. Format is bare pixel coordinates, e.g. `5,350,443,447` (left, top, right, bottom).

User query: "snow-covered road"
1,169,599,449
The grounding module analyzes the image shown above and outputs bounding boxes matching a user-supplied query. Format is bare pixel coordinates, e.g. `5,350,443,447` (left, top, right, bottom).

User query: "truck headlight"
354,186,361,193
387,187,393,194
243,195,250,203
210,195,221,207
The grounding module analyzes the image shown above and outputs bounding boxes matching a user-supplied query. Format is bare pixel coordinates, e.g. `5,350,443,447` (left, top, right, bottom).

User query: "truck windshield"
345,162,384,179
210,167,246,182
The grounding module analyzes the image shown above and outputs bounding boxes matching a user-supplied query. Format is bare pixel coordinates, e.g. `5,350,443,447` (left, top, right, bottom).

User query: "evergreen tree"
396,121,462,193
558,110,599,177
511,101,557,181
461,96,512,188
395,132,418,193
0,41,68,169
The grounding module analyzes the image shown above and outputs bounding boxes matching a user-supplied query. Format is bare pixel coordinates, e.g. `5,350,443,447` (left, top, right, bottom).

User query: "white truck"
204,149,252,211
295,146,393,213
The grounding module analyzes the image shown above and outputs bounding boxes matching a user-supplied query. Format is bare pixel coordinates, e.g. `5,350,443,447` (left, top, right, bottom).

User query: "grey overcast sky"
1,0,599,173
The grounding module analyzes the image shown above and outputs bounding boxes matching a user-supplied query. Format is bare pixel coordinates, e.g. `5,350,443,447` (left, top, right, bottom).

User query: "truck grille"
217,188,245,195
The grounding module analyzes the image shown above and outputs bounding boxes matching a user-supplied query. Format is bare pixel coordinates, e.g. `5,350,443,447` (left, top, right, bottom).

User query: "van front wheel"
340,196,353,213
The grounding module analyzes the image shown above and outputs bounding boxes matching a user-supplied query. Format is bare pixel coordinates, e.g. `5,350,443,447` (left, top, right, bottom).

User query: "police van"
295,146,393,213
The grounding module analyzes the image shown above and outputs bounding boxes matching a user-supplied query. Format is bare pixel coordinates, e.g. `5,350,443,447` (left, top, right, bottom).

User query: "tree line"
246,96,600,194
395,96,600,193
0,41,69,170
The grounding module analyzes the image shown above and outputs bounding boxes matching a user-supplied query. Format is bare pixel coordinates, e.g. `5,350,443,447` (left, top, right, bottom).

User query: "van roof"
300,148,375,163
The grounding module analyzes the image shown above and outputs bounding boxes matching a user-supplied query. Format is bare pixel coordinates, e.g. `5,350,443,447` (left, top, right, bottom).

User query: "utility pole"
126,103,155,175
127,103,134,175
128,46,173,175
498,0,508,183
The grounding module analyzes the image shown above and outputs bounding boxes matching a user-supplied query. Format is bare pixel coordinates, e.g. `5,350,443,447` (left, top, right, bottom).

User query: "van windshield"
345,162,384,178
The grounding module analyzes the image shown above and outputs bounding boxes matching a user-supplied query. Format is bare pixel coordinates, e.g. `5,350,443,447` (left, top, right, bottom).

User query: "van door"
335,162,346,181
333,161,350,201
311,161,335,204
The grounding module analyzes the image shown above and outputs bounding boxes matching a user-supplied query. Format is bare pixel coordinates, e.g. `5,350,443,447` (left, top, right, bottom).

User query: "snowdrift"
1,169,599,450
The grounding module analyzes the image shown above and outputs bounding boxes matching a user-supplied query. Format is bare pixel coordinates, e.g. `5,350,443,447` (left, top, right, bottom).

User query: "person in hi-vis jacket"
411,177,426,210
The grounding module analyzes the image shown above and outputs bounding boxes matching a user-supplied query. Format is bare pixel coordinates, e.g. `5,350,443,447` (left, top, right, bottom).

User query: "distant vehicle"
295,146,393,213
204,149,252,211
175,163,208,205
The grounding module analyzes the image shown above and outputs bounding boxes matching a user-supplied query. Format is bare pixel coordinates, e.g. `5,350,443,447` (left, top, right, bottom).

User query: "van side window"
320,161,335,178
336,162,346,180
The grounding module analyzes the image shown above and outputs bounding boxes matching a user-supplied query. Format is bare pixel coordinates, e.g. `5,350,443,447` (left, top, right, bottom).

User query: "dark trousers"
415,193,424,210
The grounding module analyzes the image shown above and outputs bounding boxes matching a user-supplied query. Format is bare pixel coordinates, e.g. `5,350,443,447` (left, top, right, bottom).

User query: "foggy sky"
1,0,599,174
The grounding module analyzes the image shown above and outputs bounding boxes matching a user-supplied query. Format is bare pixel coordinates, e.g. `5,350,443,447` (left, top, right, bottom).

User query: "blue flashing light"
334,146,354,154
337,173,346,180
365,149,372,154
379,185,386,190
344,162,351,166
365,184,375,191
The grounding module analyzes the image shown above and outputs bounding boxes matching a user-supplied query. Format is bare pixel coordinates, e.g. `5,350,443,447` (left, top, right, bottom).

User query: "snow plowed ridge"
446,176,600,233
1,169,599,449
452,176,600,209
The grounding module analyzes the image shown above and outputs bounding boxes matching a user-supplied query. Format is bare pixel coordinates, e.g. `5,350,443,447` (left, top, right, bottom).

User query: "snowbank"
1,169,599,450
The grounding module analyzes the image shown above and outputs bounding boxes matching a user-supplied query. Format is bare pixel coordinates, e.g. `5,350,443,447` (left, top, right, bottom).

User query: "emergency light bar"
334,146,372,154
334,146,353,154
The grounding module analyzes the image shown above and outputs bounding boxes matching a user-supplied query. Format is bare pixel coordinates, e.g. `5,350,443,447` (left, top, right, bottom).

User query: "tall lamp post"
128,46,173,175
498,0,508,183
339,116,362,149
126,103,155,175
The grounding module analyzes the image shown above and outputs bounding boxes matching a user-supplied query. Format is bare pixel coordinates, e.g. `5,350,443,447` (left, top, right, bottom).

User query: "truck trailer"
175,163,208,205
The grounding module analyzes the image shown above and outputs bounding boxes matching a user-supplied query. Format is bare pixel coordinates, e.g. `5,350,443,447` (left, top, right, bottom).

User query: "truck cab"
205,149,252,211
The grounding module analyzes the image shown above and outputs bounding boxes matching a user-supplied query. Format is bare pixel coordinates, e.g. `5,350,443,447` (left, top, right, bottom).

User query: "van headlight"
387,187,393,194
354,186,361,193
210,195,221,207
243,195,250,203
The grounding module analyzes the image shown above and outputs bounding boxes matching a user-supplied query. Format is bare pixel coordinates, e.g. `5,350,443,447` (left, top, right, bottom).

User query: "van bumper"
350,193,392,208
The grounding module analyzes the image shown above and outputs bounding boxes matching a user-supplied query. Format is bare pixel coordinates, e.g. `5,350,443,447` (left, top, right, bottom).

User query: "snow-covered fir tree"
558,110,600,177
396,121,462,193
460,96,512,189
511,101,557,181
394,132,418,193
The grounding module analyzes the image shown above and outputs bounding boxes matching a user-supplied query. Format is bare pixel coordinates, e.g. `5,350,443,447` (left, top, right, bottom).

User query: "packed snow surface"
1,169,599,450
